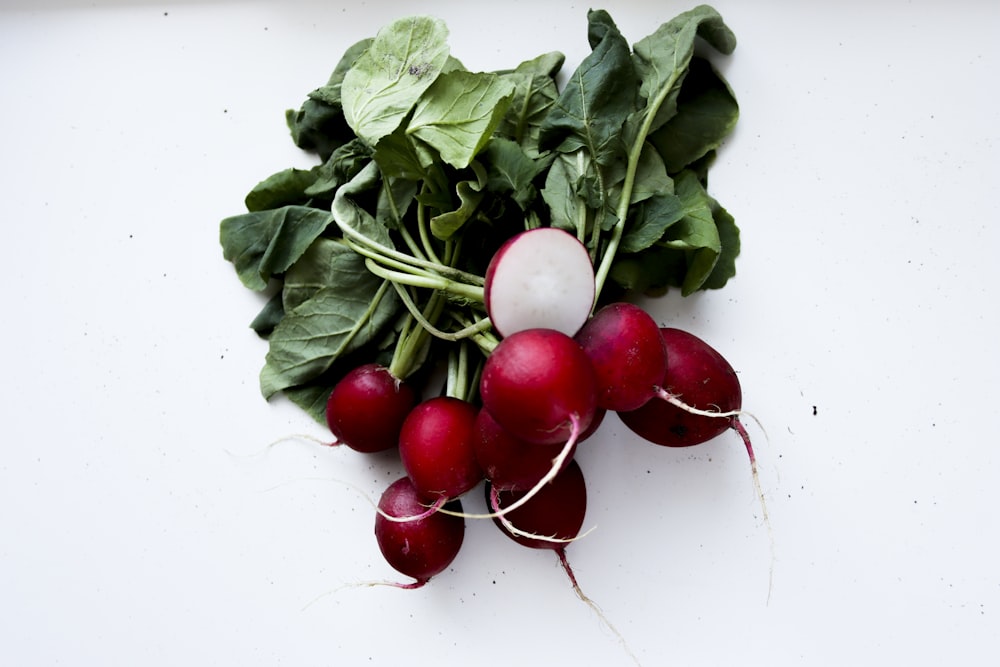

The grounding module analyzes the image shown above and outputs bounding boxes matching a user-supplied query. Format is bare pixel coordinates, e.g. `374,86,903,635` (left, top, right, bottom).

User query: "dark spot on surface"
669,424,688,437
812,405,818,416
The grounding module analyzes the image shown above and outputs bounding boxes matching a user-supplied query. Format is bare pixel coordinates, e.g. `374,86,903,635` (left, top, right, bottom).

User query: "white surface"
2,1,998,665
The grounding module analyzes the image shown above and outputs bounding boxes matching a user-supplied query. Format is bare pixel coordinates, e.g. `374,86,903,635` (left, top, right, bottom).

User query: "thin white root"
487,485,597,545
556,550,643,667
731,416,777,604
224,433,334,460
654,386,748,420
301,578,427,609
434,413,582,521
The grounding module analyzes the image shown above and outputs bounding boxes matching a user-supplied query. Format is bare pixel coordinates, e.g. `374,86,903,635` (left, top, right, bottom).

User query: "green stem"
388,279,491,342
593,68,684,302
417,188,444,266
335,210,485,287
364,258,484,303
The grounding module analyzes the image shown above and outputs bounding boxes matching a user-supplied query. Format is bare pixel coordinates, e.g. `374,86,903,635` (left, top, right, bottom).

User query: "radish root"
556,548,643,667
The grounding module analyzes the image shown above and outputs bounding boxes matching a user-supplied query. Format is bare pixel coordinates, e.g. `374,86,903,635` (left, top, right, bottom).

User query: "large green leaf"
219,206,333,291
407,70,516,169
538,10,637,167
649,56,739,174
630,4,736,137
259,275,400,399
341,16,450,146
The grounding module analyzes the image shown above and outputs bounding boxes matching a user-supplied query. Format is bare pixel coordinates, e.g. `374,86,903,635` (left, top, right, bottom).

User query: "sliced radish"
484,227,595,338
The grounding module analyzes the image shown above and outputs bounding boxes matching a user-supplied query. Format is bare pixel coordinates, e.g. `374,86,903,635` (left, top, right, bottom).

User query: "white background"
2,1,998,665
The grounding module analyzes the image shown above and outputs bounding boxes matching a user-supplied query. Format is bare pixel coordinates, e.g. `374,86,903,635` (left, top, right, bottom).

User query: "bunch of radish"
325,227,763,593
219,7,753,662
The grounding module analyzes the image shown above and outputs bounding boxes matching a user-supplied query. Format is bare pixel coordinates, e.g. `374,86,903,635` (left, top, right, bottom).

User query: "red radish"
488,458,587,550
575,302,668,412
618,327,768,526
325,363,417,453
484,227,595,338
479,328,598,446
618,327,744,447
399,396,483,501
488,460,639,664
374,476,465,588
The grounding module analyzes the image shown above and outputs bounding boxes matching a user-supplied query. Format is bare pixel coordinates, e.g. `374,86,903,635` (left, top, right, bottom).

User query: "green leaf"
430,167,487,241
341,16,451,146
281,238,374,312
538,10,637,167
249,292,284,338
630,4,736,137
628,142,672,204
302,138,372,200
407,70,516,169
619,192,685,253
700,196,740,290
332,161,393,248
284,40,371,160
541,150,597,239
660,169,722,295
648,56,739,174
376,175,418,230
244,168,319,212
482,137,548,210
497,52,564,155
220,206,333,291
259,277,400,399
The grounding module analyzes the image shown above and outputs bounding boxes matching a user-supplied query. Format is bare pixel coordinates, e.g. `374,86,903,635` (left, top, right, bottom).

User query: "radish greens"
220,5,742,423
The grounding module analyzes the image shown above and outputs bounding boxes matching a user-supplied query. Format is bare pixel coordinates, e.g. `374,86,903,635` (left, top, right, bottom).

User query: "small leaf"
244,168,319,212
249,292,284,338
619,192,685,253
332,162,393,248
482,137,548,210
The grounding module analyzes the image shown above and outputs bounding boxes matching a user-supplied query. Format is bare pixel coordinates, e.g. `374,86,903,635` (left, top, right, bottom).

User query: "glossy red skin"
399,396,483,501
325,363,417,453
575,302,668,412
489,459,587,550
618,328,741,447
375,477,465,583
479,328,598,445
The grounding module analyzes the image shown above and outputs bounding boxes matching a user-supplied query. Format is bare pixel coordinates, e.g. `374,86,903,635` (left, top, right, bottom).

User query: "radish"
488,458,588,550
484,227,595,338
374,476,465,588
618,327,746,447
618,327,768,525
479,328,598,446
488,460,640,665
325,363,418,453
574,302,668,412
399,396,483,501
